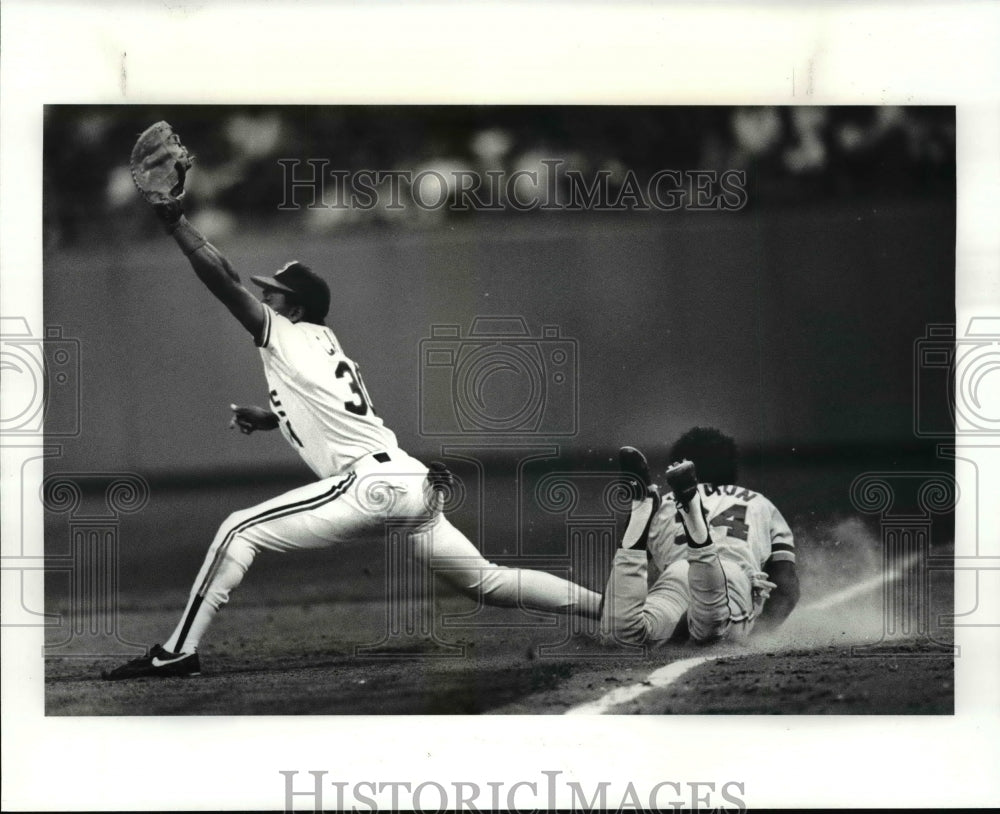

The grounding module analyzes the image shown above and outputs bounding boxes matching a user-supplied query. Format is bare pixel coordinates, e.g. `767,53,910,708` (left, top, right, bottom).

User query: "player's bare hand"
229,404,279,434
750,571,779,615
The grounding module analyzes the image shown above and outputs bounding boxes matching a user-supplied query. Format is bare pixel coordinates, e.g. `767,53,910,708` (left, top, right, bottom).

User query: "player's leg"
411,514,603,618
162,470,366,655
601,550,690,646
601,447,686,644
100,471,366,682
684,543,736,642
665,460,737,643
600,547,648,644
373,454,603,618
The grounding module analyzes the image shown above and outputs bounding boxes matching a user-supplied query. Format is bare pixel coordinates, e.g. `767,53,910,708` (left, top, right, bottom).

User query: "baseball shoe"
619,446,661,550
666,460,713,546
619,445,653,501
101,644,200,681
664,459,699,509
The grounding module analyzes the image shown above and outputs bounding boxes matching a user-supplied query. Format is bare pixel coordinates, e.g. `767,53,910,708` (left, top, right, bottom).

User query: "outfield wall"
43,199,953,479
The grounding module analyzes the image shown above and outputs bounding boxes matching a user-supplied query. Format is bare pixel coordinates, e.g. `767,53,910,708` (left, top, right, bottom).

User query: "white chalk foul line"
567,554,922,714
802,551,923,612
564,654,719,715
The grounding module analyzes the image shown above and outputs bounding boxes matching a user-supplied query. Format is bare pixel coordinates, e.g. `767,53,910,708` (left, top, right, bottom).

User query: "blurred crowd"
45,105,955,246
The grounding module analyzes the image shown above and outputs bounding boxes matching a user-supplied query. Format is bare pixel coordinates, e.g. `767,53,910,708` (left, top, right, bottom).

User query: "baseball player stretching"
102,202,602,680
603,427,800,647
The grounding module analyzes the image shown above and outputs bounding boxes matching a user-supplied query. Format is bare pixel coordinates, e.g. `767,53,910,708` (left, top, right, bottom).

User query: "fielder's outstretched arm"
155,203,266,343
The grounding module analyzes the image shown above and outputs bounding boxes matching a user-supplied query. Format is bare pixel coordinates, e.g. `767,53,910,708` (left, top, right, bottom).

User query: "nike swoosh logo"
151,654,191,667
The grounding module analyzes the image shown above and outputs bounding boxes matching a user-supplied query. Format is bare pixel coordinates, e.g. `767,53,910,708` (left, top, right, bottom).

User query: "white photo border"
2,1,998,810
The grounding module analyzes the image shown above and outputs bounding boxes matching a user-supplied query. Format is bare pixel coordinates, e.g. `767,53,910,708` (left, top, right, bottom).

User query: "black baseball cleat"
101,644,200,681
619,446,661,550
619,446,653,501
664,459,699,509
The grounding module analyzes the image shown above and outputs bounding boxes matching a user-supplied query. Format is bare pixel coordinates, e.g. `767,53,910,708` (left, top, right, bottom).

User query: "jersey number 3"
336,360,376,416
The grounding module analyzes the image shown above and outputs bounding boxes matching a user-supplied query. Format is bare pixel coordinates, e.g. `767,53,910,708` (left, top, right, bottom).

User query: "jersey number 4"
336,360,377,416
676,504,750,543
712,504,750,541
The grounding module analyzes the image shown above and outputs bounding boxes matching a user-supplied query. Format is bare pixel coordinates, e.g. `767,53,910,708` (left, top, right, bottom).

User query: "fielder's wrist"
152,199,184,231
171,215,209,257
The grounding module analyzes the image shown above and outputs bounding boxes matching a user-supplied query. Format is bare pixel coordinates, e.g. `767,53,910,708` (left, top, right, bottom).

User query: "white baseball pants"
600,545,755,647
165,451,601,653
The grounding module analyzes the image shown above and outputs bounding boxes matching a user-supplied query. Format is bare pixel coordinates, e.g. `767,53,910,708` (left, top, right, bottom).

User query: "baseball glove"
129,121,193,206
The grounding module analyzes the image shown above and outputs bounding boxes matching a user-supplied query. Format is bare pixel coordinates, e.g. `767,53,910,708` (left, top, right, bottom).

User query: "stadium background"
42,105,954,613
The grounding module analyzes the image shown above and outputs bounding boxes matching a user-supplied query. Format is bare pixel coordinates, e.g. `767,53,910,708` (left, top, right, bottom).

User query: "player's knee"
476,566,512,595
437,564,485,593
601,613,649,647
211,509,252,548
443,565,519,606
224,535,258,570
688,616,730,644
469,566,518,605
602,626,646,647
205,530,258,573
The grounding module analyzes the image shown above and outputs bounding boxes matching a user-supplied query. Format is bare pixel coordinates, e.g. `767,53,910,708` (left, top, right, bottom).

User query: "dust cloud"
756,516,894,650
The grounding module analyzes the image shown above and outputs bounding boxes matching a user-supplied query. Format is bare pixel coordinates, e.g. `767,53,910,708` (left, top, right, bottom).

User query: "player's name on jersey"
702,483,759,502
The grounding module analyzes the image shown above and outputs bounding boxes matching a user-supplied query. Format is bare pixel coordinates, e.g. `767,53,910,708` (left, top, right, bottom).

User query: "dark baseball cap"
251,261,330,323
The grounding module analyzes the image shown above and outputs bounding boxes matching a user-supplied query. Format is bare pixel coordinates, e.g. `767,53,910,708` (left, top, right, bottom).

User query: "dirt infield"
46,599,953,716
43,480,955,716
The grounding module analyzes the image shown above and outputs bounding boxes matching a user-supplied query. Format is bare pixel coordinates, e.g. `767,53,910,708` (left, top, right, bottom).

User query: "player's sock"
677,489,712,548
164,597,215,655
165,555,247,653
620,486,661,550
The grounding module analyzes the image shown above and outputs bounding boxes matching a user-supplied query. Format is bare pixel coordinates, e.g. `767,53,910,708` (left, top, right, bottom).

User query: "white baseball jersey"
647,483,795,576
256,305,398,479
